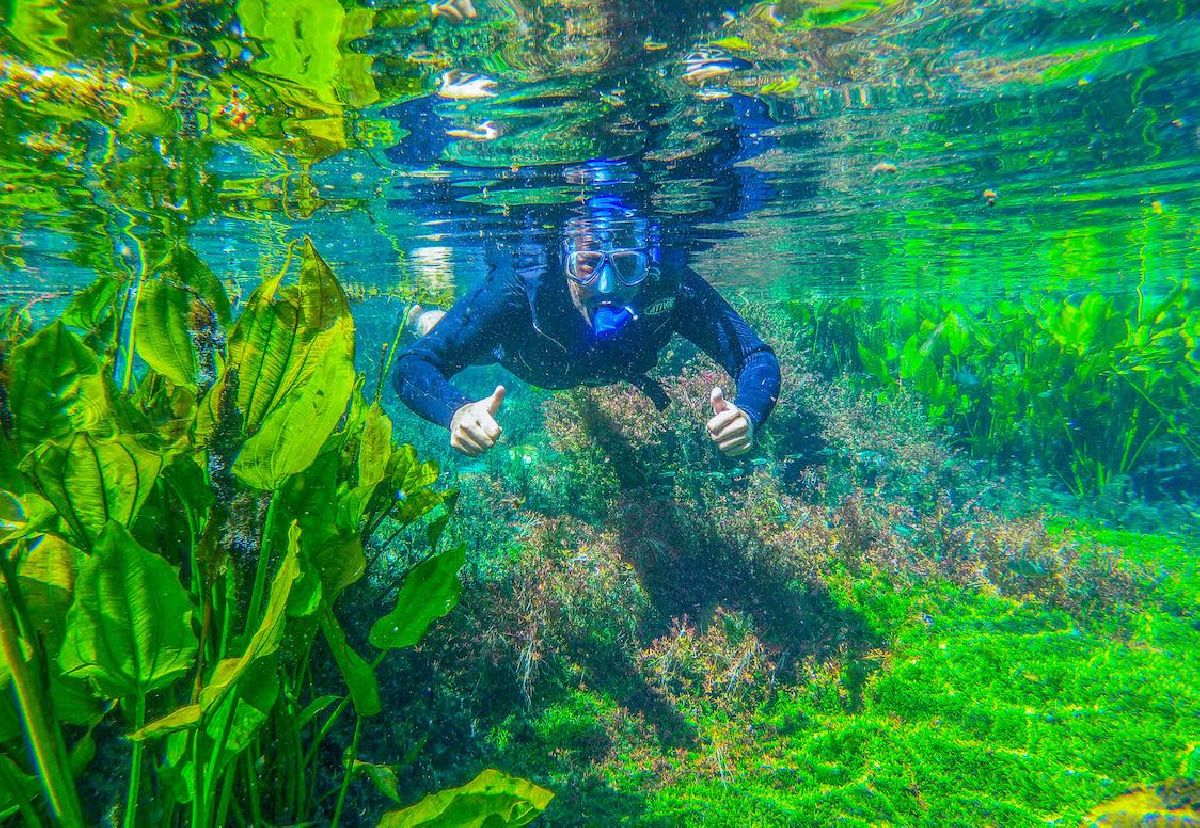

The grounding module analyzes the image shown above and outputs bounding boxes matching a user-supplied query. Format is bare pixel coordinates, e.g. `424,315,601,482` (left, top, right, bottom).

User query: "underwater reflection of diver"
392,161,781,459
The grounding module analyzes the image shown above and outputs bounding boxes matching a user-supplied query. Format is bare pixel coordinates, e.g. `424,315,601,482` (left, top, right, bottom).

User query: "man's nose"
596,261,616,294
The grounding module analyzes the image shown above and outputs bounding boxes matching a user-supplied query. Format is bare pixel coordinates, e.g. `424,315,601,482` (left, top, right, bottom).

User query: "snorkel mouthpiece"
592,305,636,341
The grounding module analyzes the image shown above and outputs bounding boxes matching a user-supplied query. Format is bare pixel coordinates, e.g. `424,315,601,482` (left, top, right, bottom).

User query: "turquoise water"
1,1,1199,825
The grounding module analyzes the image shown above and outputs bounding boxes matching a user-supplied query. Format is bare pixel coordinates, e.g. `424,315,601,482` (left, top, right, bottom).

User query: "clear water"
2,1,1198,825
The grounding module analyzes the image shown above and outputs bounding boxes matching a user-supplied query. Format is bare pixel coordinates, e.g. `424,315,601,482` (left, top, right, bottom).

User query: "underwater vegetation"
368,292,1197,825
0,241,550,826
1,0,1198,825
786,284,1200,501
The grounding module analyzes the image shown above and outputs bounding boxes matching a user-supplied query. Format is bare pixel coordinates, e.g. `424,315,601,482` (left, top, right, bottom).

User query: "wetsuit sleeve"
393,276,525,428
673,270,781,430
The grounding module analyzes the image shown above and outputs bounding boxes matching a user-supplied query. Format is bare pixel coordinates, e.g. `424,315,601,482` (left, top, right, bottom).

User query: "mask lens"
610,250,648,284
568,251,604,283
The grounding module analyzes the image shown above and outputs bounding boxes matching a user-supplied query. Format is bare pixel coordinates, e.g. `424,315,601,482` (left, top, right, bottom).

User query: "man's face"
563,220,654,324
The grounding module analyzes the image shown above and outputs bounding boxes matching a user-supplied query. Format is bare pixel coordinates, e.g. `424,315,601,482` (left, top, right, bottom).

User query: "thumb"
710,386,731,414
484,385,506,415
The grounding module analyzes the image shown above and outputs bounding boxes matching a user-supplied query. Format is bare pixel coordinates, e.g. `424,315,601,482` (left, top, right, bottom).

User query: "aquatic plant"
0,239,550,826
788,283,1200,502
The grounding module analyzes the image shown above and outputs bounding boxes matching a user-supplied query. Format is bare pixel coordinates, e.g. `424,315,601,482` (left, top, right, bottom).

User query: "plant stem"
123,692,147,828
218,567,235,660
304,694,352,803
330,715,362,828
191,725,205,828
214,754,237,828
244,493,279,636
245,744,264,826
122,269,145,392
373,303,413,404
0,553,85,827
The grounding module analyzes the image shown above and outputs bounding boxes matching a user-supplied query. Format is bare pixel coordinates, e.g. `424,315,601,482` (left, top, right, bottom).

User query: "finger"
466,425,498,449
718,429,751,449
713,418,750,441
485,384,506,415
459,0,478,18
707,408,741,436
710,386,731,414
720,439,751,456
455,425,487,453
477,413,502,441
462,419,496,448
451,433,481,456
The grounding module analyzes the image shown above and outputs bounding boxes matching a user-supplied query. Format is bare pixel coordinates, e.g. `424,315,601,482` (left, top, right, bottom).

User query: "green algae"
482,526,1197,825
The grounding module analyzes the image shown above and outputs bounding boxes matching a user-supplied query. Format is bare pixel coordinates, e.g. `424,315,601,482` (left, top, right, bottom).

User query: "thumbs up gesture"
450,385,505,456
707,387,753,456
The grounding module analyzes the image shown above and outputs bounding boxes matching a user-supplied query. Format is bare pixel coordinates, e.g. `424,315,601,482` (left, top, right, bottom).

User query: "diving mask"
565,248,650,286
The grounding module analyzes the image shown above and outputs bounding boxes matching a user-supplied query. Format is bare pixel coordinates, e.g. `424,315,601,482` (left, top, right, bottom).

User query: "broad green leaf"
16,533,82,657
140,453,215,558
159,245,231,326
133,524,303,740
0,486,58,544
369,545,465,651
134,279,200,389
297,238,352,329
941,311,969,357
427,489,459,550
0,650,20,742
352,758,402,803
58,521,197,698
357,403,393,498
0,754,39,821
130,703,200,740
297,693,339,729
320,603,381,717
200,653,280,780
390,444,443,524
233,339,355,489
311,536,365,605
200,523,302,709
288,545,325,619
230,241,353,434
394,444,439,494
6,321,113,454
61,275,123,332
196,240,353,446
378,769,554,828
269,450,363,601
21,433,165,549
50,667,103,727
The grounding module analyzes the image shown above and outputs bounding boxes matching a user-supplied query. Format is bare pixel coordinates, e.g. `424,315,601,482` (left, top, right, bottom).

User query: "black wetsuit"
393,245,781,430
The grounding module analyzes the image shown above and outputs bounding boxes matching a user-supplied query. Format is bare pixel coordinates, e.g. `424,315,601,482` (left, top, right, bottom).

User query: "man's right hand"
449,385,505,456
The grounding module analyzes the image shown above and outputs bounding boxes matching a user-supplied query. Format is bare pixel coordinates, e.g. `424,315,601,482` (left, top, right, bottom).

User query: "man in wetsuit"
393,193,781,458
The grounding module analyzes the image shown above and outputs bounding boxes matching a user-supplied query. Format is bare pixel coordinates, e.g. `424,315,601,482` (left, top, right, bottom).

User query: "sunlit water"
2,2,1199,825
5,2,1199,294
5,0,1198,495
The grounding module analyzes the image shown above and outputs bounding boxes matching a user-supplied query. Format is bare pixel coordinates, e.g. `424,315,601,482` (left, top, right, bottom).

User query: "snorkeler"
393,167,781,458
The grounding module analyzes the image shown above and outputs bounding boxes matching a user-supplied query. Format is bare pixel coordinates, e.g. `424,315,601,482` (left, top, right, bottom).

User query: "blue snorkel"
592,304,636,341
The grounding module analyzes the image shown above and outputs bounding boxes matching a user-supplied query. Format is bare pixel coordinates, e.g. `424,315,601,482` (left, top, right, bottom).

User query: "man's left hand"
707,387,753,456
